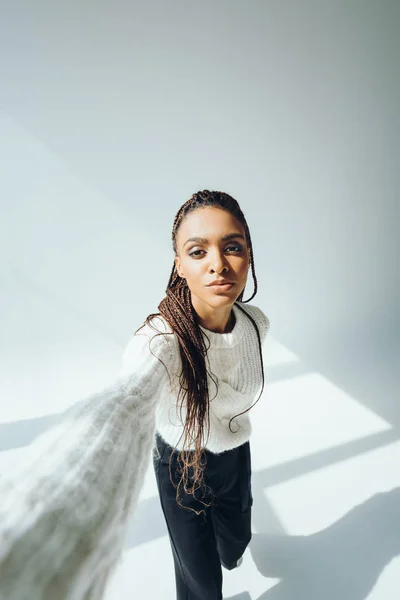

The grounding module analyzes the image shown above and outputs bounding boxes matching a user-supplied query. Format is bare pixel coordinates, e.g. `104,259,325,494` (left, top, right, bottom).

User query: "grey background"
0,1,399,599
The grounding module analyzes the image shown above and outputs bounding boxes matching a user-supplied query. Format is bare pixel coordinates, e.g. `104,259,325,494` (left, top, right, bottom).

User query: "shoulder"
134,314,174,339
235,301,270,342
120,314,176,378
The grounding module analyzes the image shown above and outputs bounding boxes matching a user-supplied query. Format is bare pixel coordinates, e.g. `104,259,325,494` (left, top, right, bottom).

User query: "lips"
207,282,235,292
207,281,234,287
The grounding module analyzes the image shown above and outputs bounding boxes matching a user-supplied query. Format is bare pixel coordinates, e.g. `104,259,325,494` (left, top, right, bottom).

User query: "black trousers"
153,433,253,600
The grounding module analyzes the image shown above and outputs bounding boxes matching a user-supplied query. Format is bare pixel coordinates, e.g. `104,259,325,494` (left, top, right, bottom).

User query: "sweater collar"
198,302,247,349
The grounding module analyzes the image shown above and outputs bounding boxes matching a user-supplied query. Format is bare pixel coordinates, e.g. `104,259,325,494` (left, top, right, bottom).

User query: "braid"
141,190,264,513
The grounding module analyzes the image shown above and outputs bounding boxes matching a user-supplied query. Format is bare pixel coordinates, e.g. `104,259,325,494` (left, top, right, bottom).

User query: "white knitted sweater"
0,301,269,600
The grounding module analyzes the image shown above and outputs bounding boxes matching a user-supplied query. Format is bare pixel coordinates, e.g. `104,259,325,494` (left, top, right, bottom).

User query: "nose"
208,249,229,274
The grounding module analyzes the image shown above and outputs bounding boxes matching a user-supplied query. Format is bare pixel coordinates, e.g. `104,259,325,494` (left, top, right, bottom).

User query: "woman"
0,190,269,600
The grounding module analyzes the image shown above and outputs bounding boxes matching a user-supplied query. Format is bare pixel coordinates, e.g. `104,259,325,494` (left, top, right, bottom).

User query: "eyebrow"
183,233,246,248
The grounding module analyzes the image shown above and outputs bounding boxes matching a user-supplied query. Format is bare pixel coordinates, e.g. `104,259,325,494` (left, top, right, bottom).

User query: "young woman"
0,190,269,600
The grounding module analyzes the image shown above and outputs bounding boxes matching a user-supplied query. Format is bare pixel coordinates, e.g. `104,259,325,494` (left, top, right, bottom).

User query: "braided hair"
141,190,265,512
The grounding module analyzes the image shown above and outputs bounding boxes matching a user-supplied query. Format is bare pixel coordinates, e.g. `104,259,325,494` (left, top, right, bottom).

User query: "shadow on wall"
0,359,308,453
126,485,400,600
124,426,399,547
0,413,62,452
124,463,400,600
250,487,400,599
1,339,399,599
0,395,89,452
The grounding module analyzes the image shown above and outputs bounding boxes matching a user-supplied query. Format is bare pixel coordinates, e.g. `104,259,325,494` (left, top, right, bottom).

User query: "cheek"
238,259,250,276
183,261,203,282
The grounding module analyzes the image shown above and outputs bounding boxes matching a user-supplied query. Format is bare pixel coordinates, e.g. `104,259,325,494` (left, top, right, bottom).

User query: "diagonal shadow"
0,413,62,452
255,428,399,489
124,428,399,547
265,361,309,384
124,434,400,600
250,486,400,600
0,361,304,453
1,324,398,598
0,396,89,452
127,484,400,600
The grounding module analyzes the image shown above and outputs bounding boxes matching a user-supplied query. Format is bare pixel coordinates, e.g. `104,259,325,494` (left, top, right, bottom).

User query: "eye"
188,249,205,257
226,244,243,252
189,244,243,258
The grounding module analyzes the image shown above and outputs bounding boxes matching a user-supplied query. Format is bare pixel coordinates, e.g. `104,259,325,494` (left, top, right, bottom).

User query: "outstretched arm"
0,324,172,600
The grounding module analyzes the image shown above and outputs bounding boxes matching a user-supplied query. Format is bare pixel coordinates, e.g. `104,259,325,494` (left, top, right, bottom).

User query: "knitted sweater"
0,301,269,600
121,301,269,453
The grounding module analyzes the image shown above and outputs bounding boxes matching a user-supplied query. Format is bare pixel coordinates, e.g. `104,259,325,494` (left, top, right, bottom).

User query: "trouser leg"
153,435,223,600
211,442,253,570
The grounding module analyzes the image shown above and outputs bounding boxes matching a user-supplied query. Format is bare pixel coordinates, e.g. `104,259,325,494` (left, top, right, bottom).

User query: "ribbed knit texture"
0,301,269,600
137,302,269,452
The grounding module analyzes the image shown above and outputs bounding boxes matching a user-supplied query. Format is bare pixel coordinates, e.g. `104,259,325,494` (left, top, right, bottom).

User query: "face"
174,207,251,313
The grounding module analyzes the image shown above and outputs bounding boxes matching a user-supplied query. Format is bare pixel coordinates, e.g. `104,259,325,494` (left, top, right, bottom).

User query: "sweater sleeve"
0,321,173,600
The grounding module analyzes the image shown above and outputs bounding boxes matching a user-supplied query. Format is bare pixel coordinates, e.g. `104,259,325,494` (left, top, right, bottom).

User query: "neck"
193,301,236,334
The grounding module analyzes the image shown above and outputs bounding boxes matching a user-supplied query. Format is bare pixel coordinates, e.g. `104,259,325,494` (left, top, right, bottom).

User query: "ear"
174,255,184,278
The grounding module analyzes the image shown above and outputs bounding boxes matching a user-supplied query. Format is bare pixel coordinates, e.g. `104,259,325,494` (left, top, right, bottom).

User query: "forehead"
176,207,244,244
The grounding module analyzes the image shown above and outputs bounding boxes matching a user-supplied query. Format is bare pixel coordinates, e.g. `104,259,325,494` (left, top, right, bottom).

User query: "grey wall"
1,4,399,597
0,1,399,421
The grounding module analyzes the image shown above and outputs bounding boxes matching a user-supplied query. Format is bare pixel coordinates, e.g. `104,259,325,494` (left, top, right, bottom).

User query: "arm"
0,323,172,600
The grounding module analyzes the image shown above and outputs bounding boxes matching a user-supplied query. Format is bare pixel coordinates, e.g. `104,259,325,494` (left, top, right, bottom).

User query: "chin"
210,296,236,308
